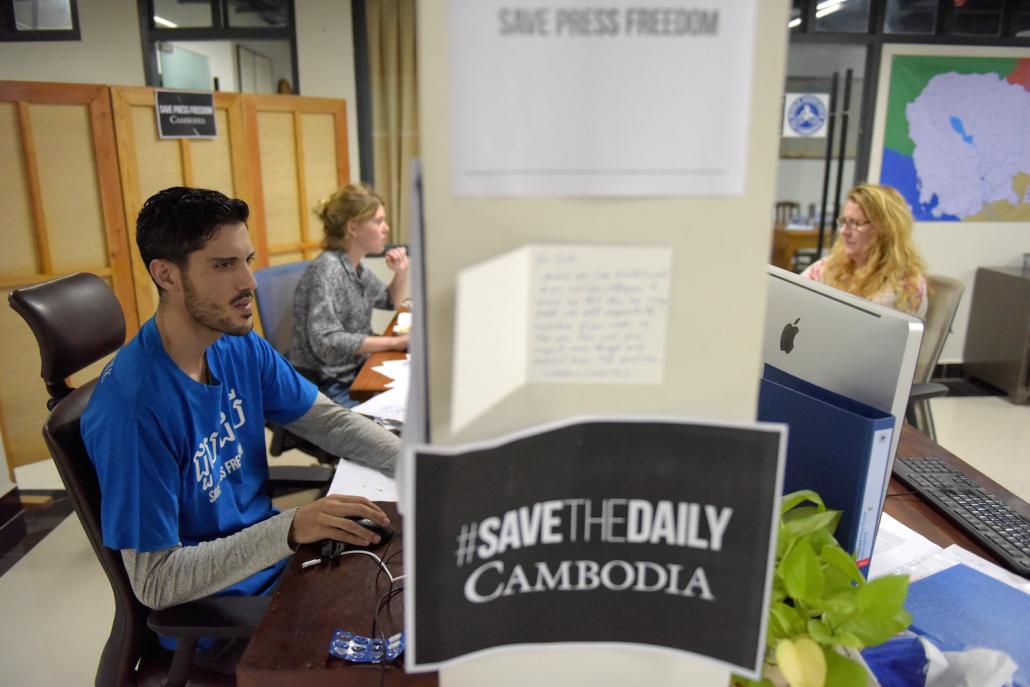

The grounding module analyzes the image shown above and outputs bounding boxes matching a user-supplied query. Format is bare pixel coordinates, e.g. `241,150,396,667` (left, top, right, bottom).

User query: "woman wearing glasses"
801,183,927,318
290,183,409,407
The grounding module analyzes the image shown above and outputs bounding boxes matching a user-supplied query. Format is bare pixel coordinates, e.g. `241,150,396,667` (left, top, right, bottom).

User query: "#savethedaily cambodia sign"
403,416,784,677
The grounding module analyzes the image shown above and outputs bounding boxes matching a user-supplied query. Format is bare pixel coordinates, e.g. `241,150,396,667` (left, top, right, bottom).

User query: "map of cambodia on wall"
880,55,1030,222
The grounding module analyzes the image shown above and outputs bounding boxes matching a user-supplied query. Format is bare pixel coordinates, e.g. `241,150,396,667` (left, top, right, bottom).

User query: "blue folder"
758,365,896,573
906,564,1030,686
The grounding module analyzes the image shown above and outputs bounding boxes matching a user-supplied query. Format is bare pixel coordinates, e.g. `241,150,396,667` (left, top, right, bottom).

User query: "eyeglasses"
837,217,872,231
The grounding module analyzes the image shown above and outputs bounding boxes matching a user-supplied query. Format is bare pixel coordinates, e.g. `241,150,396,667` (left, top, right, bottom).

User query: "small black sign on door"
155,90,217,139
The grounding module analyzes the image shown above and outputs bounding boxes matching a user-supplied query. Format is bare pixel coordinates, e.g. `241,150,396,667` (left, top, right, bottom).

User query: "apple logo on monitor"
780,318,800,354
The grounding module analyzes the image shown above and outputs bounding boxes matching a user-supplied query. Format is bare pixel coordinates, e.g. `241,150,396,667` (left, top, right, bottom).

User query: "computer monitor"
761,265,923,523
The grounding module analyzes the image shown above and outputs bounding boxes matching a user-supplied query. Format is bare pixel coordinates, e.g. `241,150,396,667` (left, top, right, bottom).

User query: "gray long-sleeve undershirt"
121,392,399,610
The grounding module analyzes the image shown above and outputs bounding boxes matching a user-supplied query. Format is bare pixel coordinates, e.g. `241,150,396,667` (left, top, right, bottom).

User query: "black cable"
368,536,405,686
373,585,405,687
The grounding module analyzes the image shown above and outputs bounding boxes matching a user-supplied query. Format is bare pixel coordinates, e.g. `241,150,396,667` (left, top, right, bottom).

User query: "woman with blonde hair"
801,183,927,318
290,183,408,406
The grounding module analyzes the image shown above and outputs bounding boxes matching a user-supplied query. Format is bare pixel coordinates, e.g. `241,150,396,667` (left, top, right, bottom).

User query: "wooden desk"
349,350,406,402
237,427,1024,685
237,503,438,687
886,424,1030,558
349,313,407,402
770,225,818,271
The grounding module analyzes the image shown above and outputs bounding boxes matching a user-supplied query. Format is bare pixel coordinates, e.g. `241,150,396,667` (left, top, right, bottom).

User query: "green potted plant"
734,490,912,687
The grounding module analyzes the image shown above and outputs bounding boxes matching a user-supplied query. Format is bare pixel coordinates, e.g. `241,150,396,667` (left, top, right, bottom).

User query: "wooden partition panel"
0,83,351,474
110,87,252,323
0,81,136,471
243,94,349,266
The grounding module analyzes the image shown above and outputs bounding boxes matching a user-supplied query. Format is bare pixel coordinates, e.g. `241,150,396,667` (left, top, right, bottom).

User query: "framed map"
879,54,1030,222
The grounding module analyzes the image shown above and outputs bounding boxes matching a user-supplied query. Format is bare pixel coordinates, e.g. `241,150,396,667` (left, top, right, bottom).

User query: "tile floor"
0,398,1026,685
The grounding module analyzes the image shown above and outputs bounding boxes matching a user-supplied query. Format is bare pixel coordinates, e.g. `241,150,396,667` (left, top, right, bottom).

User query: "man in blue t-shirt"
81,187,399,635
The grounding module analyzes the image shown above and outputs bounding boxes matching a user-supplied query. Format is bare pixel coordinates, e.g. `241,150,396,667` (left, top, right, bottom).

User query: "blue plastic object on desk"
329,630,405,663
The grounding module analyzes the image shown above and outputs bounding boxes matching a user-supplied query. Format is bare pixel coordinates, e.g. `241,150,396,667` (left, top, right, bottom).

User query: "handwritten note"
529,246,671,383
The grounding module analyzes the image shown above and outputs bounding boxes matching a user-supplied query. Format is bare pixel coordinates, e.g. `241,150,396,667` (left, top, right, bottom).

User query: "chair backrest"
254,261,310,354
9,273,126,408
775,200,800,225
913,274,966,384
9,273,153,686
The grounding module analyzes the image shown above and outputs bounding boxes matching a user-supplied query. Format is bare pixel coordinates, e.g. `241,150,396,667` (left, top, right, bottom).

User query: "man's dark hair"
136,187,250,282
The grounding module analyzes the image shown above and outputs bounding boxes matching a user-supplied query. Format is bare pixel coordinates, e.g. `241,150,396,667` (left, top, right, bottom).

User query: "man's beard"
182,273,253,337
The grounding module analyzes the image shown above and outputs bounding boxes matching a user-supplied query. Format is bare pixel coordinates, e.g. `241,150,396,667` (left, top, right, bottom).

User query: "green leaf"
783,505,823,522
834,631,866,649
837,612,908,648
770,602,806,638
822,589,858,623
807,618,834,645
823,648,869,687
781,490,825,515
782,510,841,541
857,575,909,620
820,544,864,586
808,527,841,555
780,537,825,603
730,676,774,687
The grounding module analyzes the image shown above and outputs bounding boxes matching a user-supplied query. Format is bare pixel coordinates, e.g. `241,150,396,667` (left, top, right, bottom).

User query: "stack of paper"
869,513,1030,593
352,356,409,423
328,457,397,502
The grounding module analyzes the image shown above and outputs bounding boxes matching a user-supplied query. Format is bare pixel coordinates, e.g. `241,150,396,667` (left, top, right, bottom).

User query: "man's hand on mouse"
288,495,391,549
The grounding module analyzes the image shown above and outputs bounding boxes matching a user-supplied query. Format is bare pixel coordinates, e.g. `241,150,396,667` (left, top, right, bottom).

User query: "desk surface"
238,425,1024,685
349,313,407,402
237,502,437,687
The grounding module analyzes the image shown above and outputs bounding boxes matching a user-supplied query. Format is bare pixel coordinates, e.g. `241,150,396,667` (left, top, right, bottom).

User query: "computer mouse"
347,516,394,549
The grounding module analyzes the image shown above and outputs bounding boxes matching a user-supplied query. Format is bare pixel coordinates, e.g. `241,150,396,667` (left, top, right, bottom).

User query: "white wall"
0,0,143,86
914,224,1028,362
868,43,1030,363
293,1,362,186
776,158,856,219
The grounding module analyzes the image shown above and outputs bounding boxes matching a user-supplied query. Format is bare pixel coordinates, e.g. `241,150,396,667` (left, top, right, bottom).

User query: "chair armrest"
908,382,949,403
147,595,270,639
269,464,333,489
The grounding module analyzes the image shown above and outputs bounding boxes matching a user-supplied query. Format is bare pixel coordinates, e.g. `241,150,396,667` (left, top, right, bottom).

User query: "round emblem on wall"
786,95,827,137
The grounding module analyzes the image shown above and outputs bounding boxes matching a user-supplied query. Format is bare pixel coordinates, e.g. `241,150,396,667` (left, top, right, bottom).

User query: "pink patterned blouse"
800,258,928,319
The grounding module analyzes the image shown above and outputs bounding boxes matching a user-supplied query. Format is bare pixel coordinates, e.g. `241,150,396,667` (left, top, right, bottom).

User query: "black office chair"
9,273,319,687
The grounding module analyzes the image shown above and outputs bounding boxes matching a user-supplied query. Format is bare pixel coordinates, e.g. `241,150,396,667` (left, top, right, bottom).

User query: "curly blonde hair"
821,184,926,315
316,183,384,251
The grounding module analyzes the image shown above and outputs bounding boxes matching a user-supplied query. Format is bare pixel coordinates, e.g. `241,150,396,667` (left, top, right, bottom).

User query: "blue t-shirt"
82,318,317,600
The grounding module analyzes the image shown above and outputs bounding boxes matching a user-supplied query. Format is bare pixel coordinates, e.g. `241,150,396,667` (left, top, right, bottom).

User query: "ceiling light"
153,15,178,28
815,3,844,18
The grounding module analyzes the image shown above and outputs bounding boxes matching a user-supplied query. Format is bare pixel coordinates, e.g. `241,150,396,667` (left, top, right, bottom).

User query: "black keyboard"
893,457,1030,577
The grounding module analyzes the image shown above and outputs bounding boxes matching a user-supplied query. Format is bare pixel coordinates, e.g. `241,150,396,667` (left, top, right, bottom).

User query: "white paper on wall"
451,244,672,433
448,0,757,196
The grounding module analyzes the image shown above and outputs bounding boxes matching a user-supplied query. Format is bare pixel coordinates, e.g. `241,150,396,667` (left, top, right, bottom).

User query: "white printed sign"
449,0,757,196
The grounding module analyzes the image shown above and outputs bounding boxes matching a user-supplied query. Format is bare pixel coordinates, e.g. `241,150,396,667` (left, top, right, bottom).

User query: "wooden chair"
775,201,800,225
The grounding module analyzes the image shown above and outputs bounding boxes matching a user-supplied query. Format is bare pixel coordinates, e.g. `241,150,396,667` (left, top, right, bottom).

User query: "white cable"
300,548,401,584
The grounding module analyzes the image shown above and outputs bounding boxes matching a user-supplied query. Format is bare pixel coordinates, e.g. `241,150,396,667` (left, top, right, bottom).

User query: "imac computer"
761,265,924,552
762,265,923,463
